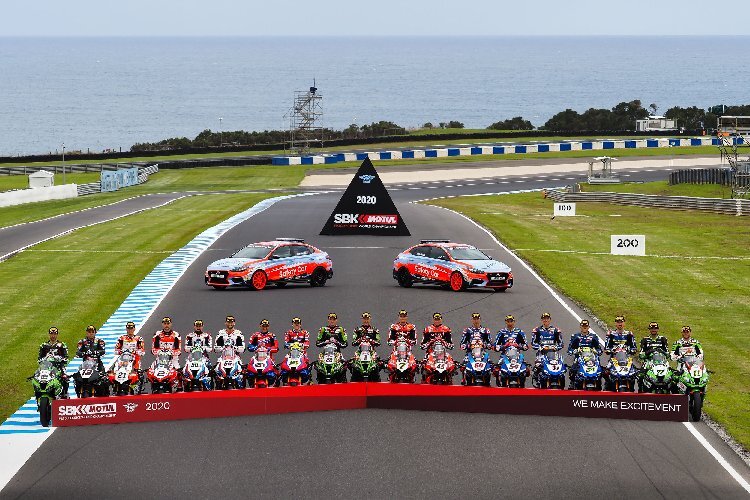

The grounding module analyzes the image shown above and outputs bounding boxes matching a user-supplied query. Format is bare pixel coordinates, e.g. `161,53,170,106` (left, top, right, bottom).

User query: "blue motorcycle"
182,347,214,391
462,345,493,386
535,349,566,389
214,346,245,389
570,348,602,391
605,348,638,392
495,343,529,388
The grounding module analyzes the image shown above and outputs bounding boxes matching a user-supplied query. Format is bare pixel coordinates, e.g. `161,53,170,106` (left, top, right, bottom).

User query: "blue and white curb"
272,136,725,165
0,193,311,435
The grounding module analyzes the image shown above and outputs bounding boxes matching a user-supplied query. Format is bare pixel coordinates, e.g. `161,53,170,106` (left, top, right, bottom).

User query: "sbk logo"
333,214,398,225
58,403,117,417
123,403,139,413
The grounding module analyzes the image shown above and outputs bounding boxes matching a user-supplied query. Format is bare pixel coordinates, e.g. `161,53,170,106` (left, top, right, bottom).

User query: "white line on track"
683,422,750,494
511,248,750,261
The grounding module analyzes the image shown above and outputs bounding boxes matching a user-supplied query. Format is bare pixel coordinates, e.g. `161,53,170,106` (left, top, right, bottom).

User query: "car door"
428,246,452,281
409,245,437,279
290,244,314,277
267,245,293,280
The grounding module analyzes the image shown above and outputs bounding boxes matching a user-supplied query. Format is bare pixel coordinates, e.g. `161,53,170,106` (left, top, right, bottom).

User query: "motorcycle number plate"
396,361,408,371
473,362,486,371
116,371,128,382
435,362,446,372
223,360,234,368
254,361,266,370
155,368,168,378
324,354,335,364
508,362,519,370
81,369,94,378
360,352,371,362
38,374,50,382
289,359,300,368
190,362,201,370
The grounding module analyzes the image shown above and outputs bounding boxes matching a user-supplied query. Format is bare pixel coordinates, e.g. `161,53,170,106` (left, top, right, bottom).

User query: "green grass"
0,192,278,422
429,187,750,448
0,172,101,192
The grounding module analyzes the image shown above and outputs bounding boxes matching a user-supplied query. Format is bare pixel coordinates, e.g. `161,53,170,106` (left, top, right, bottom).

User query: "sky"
3,0,748,37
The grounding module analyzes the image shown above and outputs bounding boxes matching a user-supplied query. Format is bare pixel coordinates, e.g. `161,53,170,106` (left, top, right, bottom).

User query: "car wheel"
249,270,267,290
449,271,466,292
397,268,413,288
310,268,327,287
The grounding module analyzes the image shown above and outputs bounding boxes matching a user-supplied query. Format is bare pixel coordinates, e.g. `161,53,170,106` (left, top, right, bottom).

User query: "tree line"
130,102,750,152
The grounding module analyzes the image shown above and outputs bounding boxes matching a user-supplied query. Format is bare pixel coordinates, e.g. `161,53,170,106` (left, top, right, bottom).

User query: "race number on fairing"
610,235,646,256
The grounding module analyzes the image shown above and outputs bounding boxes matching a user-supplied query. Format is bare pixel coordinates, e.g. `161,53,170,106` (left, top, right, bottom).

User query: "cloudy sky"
3,0,747,36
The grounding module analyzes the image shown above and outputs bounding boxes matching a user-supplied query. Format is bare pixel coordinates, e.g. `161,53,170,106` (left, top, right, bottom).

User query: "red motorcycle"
147,349,180,394
246,346,278,388
386,340,419,383
422,340,457,384
278,341,312,386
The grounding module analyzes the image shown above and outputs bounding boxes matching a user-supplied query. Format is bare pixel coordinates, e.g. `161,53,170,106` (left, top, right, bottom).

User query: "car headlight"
469,268,484,274
230,266,249,272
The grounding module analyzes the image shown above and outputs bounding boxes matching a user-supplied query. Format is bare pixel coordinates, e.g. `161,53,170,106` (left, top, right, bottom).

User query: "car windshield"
232,245,272,260
448,247,490,261
652,352,667,365
506,346,519,361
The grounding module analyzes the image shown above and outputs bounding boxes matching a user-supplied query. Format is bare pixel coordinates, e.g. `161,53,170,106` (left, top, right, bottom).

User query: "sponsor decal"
332,214,398,225
278,265,306,279
572,398,683,413
58,402,117,421
359,174,376,184
124,402,139,413
414,265,440,279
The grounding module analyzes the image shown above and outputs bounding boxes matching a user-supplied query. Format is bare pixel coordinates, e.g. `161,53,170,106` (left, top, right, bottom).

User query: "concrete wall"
0,184,78,208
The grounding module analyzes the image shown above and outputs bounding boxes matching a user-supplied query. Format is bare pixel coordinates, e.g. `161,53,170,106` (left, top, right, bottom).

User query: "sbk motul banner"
320,158,410,236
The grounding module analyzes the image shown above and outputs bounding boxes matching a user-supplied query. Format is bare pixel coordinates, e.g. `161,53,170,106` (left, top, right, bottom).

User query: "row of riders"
34,310,707,397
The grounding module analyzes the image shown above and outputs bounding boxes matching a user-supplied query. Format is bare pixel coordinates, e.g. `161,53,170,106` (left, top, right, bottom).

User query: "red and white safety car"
205,238,333,290
392,240,513,292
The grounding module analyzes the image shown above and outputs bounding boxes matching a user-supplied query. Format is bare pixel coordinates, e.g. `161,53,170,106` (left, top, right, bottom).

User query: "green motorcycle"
30,356,64,427
348,339,381,382
673,353,709,422
315,343,347,384
639,350,674,394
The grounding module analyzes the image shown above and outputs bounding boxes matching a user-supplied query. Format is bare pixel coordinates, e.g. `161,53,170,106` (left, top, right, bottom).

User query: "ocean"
0,36,748,156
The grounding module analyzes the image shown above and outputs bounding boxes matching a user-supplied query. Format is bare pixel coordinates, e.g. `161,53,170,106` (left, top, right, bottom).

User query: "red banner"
52,384,688,427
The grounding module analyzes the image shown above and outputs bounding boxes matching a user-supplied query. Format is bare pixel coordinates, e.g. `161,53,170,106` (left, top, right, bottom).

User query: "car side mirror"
270,255,279,260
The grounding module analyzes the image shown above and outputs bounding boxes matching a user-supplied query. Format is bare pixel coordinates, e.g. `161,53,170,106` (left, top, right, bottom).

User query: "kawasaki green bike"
673,354,709,422
30,357,64,427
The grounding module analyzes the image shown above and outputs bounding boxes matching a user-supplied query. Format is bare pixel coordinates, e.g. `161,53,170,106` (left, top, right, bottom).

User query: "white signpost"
553,203,576,216
611,235,646,256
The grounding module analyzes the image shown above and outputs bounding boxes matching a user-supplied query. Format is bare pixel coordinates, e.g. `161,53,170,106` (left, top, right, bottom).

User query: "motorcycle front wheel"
690,392,703,422
39,397,51,427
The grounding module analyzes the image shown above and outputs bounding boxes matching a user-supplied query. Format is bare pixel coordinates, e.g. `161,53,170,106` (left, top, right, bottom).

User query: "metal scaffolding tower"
284,82,323,155
717,132,750,198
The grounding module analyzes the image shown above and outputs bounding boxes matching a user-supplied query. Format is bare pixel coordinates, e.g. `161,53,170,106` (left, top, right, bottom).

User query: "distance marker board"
320,158,410,236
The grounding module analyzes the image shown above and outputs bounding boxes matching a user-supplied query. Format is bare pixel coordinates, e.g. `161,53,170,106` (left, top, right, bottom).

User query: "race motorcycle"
108,350,142,396
348,338,381,382
461,342,493,386
422,341,456,385
147,349,180,394
182,347,214,392
214,345,245,389
279,342,312,386
570,348,603,391
246,346,278,388
494,342,529,388
73,356,109,398
386,340,419,383
605,348,638,392
673,351,709,422
315,342,347,384
29,356,63,427
639,350,673,394
535,349,566,389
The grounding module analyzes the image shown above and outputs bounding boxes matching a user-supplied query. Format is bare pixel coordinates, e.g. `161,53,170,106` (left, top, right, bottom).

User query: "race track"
2,159,749,499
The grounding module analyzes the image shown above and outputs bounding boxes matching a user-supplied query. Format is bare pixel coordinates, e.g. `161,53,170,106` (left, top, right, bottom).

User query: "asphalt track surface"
3,160,750,499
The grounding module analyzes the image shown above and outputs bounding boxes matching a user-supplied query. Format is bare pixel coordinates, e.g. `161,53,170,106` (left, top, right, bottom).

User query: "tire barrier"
669,168,750,187
51,383,688,427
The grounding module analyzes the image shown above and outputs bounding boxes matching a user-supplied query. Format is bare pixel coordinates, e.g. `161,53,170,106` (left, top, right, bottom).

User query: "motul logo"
58,403,117,417
333,214,398,225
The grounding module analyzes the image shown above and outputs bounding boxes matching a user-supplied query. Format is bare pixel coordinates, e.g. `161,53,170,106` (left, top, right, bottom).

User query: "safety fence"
669,168,750,187
544,189,750,216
